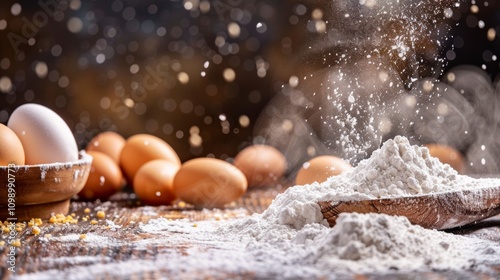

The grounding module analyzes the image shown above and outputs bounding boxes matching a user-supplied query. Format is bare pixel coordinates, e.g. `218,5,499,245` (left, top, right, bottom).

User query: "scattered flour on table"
105,219,122,231
14,136,500,279
48,233,119,245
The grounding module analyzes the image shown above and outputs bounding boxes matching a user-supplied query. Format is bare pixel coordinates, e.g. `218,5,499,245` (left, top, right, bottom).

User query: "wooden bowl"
0,151,92,221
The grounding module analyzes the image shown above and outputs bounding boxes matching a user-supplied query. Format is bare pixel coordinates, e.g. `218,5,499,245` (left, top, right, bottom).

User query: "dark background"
0,0,499,164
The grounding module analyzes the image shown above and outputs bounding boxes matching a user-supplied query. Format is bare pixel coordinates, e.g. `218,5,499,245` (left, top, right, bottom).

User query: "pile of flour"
236,213,496,276
219,135,500,275
255,135,498,229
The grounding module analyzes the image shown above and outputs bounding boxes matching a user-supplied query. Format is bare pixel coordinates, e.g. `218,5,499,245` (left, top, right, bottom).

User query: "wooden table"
1,186,499,280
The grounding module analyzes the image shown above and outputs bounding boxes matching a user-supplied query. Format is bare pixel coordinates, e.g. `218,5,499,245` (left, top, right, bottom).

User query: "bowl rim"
0,150,93,170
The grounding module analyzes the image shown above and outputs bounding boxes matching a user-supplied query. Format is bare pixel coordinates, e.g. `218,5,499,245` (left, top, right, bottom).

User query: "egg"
79,151,123,200
425,143,465,173
173,158,247,208
0,124,25,166
120,134,181,182
8,103,78,164
233,145,287,187
295,155,352,185
86,131,126,163
133,159,179,206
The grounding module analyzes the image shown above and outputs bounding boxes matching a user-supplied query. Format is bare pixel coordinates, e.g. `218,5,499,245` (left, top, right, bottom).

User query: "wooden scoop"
319,186,500,230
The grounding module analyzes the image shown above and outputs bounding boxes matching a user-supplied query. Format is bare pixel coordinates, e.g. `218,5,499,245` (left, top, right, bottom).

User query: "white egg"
8,103,78,165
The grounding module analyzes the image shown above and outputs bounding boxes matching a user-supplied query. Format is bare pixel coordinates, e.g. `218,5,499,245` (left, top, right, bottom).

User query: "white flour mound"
258,135,499,229
237,212,496,276
224,135,500,275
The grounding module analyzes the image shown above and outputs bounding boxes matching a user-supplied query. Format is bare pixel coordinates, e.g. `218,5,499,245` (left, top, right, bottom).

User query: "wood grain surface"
0,186,499,280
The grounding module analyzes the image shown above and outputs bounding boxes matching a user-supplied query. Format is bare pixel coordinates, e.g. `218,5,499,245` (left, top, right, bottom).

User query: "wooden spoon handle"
318,186,500,230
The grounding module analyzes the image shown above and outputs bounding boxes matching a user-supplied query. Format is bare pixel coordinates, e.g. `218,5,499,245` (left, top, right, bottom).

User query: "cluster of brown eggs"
81,132,293,208
82,130,362,208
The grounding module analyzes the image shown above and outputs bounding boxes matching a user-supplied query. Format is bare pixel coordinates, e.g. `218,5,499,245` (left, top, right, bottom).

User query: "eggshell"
425,143,465,174
233,145,287,187
86,131,126,163
173,158,247,208
0,123,25,166
79,151,123,200
8,103,78,164
120,134,181,182
133,159,179,206
295,155,352,185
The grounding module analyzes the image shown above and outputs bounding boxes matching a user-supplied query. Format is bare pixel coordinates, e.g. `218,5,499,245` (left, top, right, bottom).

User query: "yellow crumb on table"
43,234,52,238
79,234,87,240
84,208,91,214
90,220,98,225
0,241,5,246
96,211,106,219
27,218,43,227
49,214,78,224
178,201,186,208
31,226,41,235
12,239,21,247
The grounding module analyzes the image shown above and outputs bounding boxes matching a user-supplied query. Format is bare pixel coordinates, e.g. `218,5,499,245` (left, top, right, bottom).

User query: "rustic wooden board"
0,186,499,280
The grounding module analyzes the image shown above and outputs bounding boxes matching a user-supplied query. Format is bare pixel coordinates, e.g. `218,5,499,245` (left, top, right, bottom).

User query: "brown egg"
173,158,247,208
120,134,181,182
86,131,126,163
295,155,352,185
233,145,287,187
0,123,25,166
133,159,179,206
425,143,465,173
79,151,123,200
